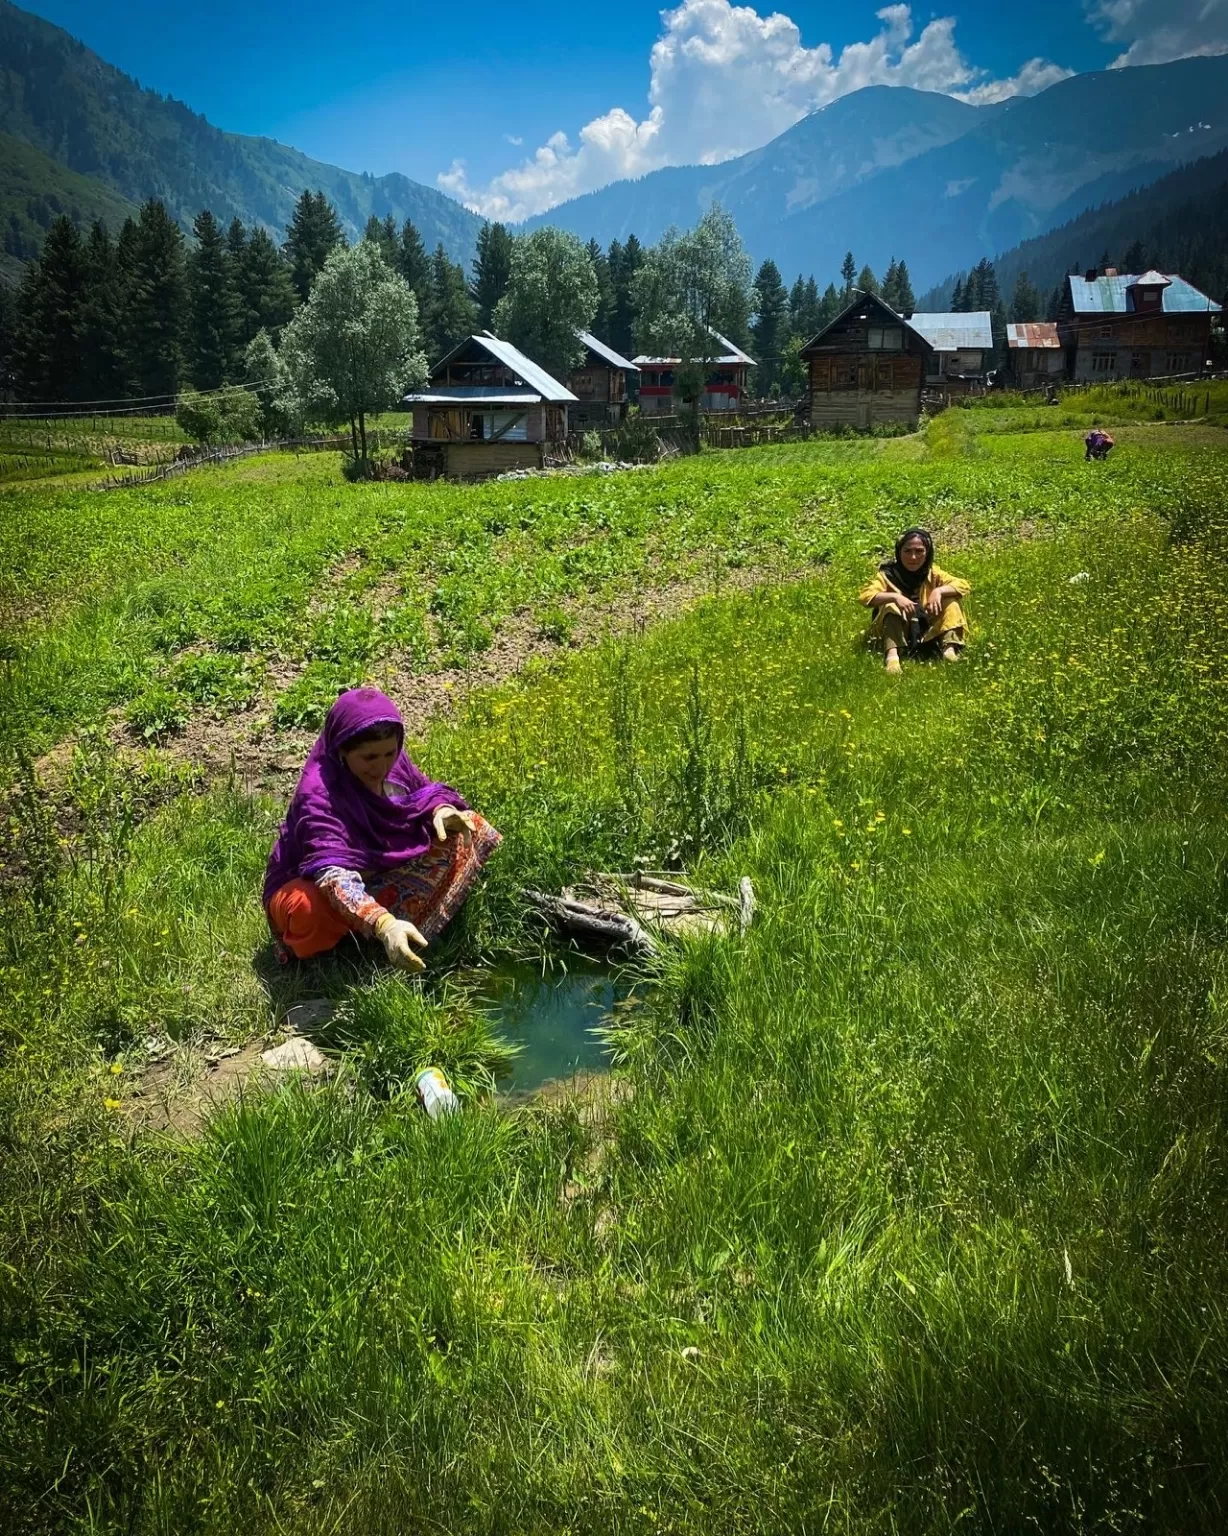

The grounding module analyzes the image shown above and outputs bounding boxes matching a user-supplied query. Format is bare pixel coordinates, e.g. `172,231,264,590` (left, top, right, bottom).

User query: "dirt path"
38,559,814,797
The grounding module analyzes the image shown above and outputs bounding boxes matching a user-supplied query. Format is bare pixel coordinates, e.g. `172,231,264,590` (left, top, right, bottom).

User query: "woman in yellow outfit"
859,527,969,676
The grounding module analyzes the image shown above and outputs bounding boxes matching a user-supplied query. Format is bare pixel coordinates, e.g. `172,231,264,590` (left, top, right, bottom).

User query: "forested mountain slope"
0,130,136,283
920,149,1228,311
0,0,483,261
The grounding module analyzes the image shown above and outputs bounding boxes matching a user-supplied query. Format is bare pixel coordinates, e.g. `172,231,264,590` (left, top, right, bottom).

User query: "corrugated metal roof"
426,333,578,402
1067,274,1221,315
1007,322,1061,349
631,325,756,369
403,387,547,406
575,330,639,372
907,311,993,351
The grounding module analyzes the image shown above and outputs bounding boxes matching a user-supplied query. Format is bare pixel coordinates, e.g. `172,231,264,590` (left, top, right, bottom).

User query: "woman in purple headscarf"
264,687,501,970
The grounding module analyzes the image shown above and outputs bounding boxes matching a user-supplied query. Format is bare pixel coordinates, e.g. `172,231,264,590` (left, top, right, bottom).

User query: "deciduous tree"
632,205,751,427
492,227,598,382
279,240,426,465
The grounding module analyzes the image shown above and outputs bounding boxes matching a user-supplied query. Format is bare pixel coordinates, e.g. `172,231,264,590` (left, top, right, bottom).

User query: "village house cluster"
404,267,1220,474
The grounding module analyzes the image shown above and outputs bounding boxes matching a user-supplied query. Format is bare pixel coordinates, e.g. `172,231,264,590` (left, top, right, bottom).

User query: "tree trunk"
349,416,359,461
358,409,367,461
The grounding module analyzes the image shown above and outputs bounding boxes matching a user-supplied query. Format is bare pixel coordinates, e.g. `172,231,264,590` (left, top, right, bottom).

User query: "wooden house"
1056,270,1221,382
906,311,994,393
1006,322,1064,389
567,330,638,427
632,330,756,416
800,293,933,429
404,332,577,479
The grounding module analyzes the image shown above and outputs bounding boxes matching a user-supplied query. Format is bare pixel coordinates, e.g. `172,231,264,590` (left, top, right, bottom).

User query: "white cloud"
1091,0,1228,67
956,56,1075,106
438,2,1071,221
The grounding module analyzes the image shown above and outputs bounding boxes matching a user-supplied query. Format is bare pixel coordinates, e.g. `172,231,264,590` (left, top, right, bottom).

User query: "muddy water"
476,958,631,1093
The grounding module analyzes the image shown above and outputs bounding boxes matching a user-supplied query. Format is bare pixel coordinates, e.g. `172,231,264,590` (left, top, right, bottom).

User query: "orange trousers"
266,878,365,961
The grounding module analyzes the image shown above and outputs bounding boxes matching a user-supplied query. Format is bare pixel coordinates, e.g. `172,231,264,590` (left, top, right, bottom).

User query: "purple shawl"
262,687,466,905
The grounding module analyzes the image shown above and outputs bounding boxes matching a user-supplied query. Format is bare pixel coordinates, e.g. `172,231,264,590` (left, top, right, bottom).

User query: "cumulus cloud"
438,1,1070,221
1090,0,1228,68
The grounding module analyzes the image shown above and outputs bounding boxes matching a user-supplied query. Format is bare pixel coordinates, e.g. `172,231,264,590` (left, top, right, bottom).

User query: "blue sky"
21,0,1228,215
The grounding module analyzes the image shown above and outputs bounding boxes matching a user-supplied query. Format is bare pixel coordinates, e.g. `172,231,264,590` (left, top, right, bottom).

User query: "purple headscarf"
263,687,466,905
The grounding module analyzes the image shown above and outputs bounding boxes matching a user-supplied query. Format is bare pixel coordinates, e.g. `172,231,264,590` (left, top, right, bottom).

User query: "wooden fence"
94,430,409,491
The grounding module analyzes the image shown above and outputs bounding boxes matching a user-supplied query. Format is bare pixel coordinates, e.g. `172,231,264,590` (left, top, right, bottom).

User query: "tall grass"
2,452,1227,1528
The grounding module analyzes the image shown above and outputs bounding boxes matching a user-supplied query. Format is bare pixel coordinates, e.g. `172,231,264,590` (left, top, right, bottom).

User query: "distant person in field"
263,688,501,969
1085,429,1115,461
860,528,970,676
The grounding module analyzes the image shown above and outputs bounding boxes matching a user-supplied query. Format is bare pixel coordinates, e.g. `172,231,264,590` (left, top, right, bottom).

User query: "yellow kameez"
858,563,970,649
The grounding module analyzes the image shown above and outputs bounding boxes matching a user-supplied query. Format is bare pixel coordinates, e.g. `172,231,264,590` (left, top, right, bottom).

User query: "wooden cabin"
907,311,993,394
632,330,756,416
567,330,638,427
1056,270,1220,382
404,332,577,479
800,293,932,429
1006,322,1064,389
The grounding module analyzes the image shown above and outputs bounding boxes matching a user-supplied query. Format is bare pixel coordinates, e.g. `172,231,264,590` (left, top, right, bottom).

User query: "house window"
1166,353,1190,373
1091,351,1116,373
866,326,903,350
1097,325,1113,339
472,411,528,442
834,363,856,387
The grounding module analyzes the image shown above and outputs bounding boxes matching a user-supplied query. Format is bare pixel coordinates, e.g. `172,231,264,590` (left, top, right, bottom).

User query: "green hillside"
0,129,137,282
0,0,482,261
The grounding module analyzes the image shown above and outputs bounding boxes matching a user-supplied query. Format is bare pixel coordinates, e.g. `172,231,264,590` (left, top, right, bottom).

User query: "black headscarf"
879,527,934,598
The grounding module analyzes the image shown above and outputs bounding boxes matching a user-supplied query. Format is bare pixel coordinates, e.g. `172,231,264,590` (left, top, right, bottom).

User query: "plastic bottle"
415,1067,459,1120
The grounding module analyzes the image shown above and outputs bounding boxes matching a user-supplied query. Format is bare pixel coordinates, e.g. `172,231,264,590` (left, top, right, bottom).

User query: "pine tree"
1123,238,1146,274
471,222,513,330
14,215,87,401
750,258,788,391
285,190,343,301
1010,271,1043,324
397,219,431,315
587,238,614,339
1046,284,1063,323
802,278,821,335
78,220,126,401
857,263,878,297
425,243,476,360
0,278,16,399
125,199,187,399
894,261,915,316
363,213,399,270
840,251,857,299
239,228,297,344
188,209,239,389
609,234,643,360
788,275,807,336
951,276,966,312
818,283,841,330
881,258,900,309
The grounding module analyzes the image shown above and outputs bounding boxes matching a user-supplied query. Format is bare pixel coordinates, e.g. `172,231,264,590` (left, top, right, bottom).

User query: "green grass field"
2,409,1227,1531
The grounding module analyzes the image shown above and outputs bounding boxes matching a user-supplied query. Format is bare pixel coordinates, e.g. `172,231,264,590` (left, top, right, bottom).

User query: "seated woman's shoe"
942,645,961,662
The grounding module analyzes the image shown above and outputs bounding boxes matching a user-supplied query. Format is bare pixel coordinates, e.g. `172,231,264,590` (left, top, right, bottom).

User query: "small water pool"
476,958,631,1094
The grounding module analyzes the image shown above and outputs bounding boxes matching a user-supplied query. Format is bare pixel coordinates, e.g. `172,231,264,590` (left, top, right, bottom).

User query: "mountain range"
2,0,1228,305
0,0,483,273
527,57,1228,291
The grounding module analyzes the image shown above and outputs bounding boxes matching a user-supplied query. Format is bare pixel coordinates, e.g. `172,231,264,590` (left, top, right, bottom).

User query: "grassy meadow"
2,403,1227,1531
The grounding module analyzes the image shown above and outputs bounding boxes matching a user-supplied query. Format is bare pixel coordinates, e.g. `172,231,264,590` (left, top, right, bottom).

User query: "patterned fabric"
267,814,502,962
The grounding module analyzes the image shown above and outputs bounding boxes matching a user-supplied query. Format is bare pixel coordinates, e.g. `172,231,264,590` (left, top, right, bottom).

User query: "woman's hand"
925,585,949,618
883,592,917,616
433,805,477,844
376,915,427,972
